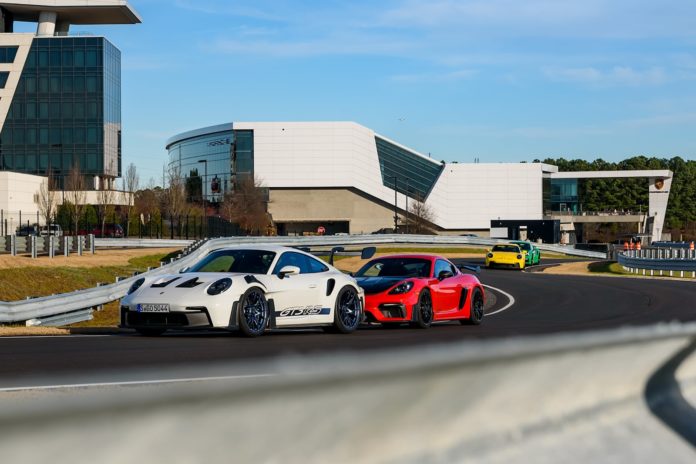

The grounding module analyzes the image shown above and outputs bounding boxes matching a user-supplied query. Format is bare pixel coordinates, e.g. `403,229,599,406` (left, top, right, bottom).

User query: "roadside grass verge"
588,261,632,276
0,251,177,329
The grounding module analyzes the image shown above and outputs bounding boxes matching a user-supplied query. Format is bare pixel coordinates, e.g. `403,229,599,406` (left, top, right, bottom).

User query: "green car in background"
510,241,541,266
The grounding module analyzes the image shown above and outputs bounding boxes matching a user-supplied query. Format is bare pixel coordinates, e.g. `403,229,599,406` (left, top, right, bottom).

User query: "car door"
430,259,460,315
270,252,325,326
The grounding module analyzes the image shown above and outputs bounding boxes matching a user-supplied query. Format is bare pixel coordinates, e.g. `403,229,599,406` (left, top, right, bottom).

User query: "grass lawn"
0,251,178,328
588,261,630,275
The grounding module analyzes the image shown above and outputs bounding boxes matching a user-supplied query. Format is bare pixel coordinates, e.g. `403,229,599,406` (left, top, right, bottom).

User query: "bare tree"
96,184,115,237
35,169,57,228
162,165,187,236
221,175,271,235
124,163,139,237
65,165,87,234
404,196,435,234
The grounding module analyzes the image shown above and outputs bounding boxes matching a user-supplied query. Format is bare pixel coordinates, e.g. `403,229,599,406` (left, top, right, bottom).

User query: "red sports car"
354,254,485,328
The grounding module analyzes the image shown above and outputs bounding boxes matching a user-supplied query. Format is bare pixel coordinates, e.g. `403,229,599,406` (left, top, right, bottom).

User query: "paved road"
0,261,694,387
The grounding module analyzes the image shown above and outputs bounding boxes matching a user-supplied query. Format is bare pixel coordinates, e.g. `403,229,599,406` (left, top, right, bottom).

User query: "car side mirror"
361,247,377,260
278,265,301,279
438,270,454,281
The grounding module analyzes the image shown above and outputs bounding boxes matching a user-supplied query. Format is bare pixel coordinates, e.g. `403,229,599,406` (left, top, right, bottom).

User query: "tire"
238,287,269,337
461,287,484,325
136,328,165,336
410,289,433,329
331,286,362,334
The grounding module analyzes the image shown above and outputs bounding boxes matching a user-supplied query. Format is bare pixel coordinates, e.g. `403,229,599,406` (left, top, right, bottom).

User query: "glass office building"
166,127,254,203
0,36,121,189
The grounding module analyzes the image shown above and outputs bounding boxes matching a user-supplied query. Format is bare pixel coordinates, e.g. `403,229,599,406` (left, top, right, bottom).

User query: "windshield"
355,258,432,278
514,242,531,251
188,249,277,274
493,245,520,253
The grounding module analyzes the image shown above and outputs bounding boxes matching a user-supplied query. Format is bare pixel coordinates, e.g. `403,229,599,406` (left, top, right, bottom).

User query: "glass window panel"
62,50,73,66
38,76,49,93
86,102,98,118
0,48,6,62
26,50,36,67
50,128,61,145
50,102,60,119
12,101,23,118
50,50,60,66
62,154,72,170
86,50,98,66
26,102,36,118
39,127,49,144
74,127,85,143
62,128,73,144
86,76,97,93
14,154,25,169
86,127,98,143
62,75,73,92
26,128,37,145
26,154,36,171
87,153,98,170
38,50,48,67
13,128,24,144
50,76,60,93
74,49,84,67
39,154,48,169
25,76,36,93
0,72,9,88
8,47,18,62
3,129,11,144
74,75,84,92
62,102,73,118
74,102,85,118
39,102,49,119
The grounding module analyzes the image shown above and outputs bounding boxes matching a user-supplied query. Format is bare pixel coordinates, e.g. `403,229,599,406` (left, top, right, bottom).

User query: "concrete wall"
0,171,44,229
268,188,395,234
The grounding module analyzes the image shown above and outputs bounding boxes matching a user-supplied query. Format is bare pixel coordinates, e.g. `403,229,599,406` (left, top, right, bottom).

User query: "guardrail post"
64,236,70,257
49,235,54,258
30,235,37,259
11,234,16,256
89,234,95,254
78,236,83,256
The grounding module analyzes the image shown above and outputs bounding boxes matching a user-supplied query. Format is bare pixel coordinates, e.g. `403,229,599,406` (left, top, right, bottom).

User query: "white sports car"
120,245,364,337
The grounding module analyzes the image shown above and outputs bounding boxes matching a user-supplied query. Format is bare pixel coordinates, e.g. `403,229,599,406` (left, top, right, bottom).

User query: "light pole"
386,175,399,232
198,159,208,237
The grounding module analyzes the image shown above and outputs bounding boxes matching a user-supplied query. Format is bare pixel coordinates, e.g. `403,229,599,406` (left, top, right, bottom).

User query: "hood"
354,276,406,295
142,272,251,291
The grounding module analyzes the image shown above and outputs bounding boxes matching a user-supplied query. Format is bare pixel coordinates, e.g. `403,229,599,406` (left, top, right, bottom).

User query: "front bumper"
363,293,419,323
121,306,214,329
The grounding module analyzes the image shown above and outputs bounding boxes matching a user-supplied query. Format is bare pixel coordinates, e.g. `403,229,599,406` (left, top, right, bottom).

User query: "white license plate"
137,303,170,313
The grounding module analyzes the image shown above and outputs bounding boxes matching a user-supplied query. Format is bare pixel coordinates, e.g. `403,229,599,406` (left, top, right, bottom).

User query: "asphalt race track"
0,259,695,387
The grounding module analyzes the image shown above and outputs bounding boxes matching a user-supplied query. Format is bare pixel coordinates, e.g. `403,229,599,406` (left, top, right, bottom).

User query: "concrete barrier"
1,324,695,463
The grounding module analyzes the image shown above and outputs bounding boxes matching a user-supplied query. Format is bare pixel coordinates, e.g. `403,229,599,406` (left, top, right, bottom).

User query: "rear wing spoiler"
456,263,481,274
295,246,377,265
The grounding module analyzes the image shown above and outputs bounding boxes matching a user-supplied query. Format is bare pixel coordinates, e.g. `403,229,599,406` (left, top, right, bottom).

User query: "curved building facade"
165,121,673,239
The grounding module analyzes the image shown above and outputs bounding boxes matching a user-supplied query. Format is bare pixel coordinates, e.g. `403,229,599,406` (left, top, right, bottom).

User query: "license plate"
137,303,170,313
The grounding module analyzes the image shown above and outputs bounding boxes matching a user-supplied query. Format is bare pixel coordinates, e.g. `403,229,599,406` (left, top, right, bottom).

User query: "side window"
434,260,452,278
273,252,311,274
307,256,329,273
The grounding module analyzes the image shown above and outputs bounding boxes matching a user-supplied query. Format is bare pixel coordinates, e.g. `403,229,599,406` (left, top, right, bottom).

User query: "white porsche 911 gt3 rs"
120,245,364,337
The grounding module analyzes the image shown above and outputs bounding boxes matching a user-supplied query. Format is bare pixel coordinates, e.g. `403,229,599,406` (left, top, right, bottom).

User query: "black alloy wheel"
411,289,433,329
239,287,269,337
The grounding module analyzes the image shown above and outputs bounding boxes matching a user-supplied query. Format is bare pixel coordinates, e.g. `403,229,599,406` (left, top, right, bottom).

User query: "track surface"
1,259,695,386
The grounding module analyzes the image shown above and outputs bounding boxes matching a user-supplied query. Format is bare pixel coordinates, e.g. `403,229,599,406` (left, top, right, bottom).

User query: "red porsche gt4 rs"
354,254,485,328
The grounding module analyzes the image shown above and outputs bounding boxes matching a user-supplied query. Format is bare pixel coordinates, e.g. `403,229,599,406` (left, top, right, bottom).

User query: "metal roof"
0,1,141,24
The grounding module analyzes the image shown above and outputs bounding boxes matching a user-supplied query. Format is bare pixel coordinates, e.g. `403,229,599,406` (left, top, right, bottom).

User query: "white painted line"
482,284,516,316
0,374,275,393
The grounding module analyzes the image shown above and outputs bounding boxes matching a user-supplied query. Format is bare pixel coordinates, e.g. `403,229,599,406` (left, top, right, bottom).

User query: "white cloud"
544,66,667,86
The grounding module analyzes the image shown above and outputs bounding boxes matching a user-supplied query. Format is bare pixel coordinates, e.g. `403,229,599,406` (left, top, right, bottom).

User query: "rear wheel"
238,287,269,337
136,328,165,336
331,286,361,334
410,289,433,329
461,287,484,325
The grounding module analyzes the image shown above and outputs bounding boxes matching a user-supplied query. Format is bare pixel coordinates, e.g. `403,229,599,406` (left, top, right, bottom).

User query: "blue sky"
18,0,696,183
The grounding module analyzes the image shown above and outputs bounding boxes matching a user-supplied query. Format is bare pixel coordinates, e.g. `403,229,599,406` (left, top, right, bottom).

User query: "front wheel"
410,289,433,329
238,287,269,337
461,287,484,325
331,286,362,334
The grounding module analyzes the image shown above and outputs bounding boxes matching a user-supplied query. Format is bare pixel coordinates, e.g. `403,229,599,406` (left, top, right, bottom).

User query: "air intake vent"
151,277,180,288
177,278,201,288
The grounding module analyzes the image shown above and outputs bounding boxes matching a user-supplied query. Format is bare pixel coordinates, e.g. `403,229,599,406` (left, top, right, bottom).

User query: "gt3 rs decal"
275,306,331,317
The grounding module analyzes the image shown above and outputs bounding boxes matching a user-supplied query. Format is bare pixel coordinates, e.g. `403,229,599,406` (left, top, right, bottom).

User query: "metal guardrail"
1,323,696,463
96,234,608,259
0,234,606,327
618,248,696,277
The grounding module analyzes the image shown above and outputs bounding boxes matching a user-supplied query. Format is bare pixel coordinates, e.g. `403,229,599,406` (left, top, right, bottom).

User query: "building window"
0,46,18,63
0,72,9,89
375,136,443,200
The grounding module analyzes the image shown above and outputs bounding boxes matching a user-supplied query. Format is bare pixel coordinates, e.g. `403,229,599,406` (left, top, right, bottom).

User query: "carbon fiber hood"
354,277,404,295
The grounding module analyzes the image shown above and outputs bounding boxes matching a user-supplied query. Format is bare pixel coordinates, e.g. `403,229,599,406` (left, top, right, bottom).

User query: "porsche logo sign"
654,179,665,190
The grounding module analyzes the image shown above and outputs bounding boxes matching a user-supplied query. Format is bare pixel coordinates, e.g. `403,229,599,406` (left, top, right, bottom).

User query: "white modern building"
166,121,673,240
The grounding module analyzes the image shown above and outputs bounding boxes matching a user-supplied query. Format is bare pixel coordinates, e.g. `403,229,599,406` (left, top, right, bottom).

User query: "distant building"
167,121,673,241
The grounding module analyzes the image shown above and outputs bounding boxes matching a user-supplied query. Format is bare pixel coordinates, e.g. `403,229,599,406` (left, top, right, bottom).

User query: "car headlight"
207,278,232,295
487,253,494,258
517,255,522,259
389,281,414,295
128,278,145,295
